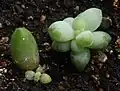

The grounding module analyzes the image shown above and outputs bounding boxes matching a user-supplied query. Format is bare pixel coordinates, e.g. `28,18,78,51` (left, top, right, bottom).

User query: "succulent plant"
47,8,111,72
25,67,52,84
39,73,52,84
25,71,35,80
10,27,40,70
34,72,41,82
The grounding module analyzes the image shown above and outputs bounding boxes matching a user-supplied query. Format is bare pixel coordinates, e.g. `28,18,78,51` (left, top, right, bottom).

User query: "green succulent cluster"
25,66,52,84
10,27,52,84
48,8,111,72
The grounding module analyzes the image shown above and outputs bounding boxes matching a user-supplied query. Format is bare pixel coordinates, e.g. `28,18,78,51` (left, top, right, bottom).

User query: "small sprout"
74,29,84,36
52,41,71,52
72,17,86,31
71,48,90,72
48,21,74,42
34,72,41,82
25,71,35,80
89,31,111,49
36,65,44,73
39,73,52,84
63,17,74,26
77,8,102,31
76,31,93,48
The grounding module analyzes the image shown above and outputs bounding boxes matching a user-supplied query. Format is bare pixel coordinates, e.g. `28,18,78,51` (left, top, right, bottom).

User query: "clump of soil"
0,0,120,91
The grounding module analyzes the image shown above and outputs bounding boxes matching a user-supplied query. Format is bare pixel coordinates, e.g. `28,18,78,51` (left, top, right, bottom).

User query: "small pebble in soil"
0,69,3,72
58,85,65,90
106,73,110,78
0,73,2,76
117,54,120,59
25,23,28,26
10,78,15,81
74,6,79,11
0,23,3,28
40,15,46,23
1,37,9,43
98,52,108,63
28,16,34,20
43,42,50,46
0,68,7,74
115,38,120,48
1,54,4,57
5,20,11,26
92,75,98,80
109,50,113,54
3,68,7,73
21,4,25,8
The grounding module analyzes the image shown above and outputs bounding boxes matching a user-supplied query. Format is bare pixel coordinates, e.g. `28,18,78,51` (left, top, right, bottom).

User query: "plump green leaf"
77,8,102,31
34,72,41,82
71,48,90,72
39,73,52,84
63,17,74,26
25,71,35,80
52,41,71,52
10,27,39,70
76,31,93,48
48,21,74,42
74,29,85,36
89,31,111,49
71,39,88,54
72,17,86,31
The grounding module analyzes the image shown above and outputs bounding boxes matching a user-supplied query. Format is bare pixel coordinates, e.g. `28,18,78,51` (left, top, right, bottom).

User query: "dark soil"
0,0,120,91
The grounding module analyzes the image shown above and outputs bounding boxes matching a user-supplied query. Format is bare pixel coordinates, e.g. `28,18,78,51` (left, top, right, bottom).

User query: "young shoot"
76,31,93,48
25,71,35,80
39,73,52,84
72,17,86,31
34,72,41,82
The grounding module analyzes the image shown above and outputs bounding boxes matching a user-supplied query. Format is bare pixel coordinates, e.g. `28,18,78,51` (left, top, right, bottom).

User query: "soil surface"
0,0,120,91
